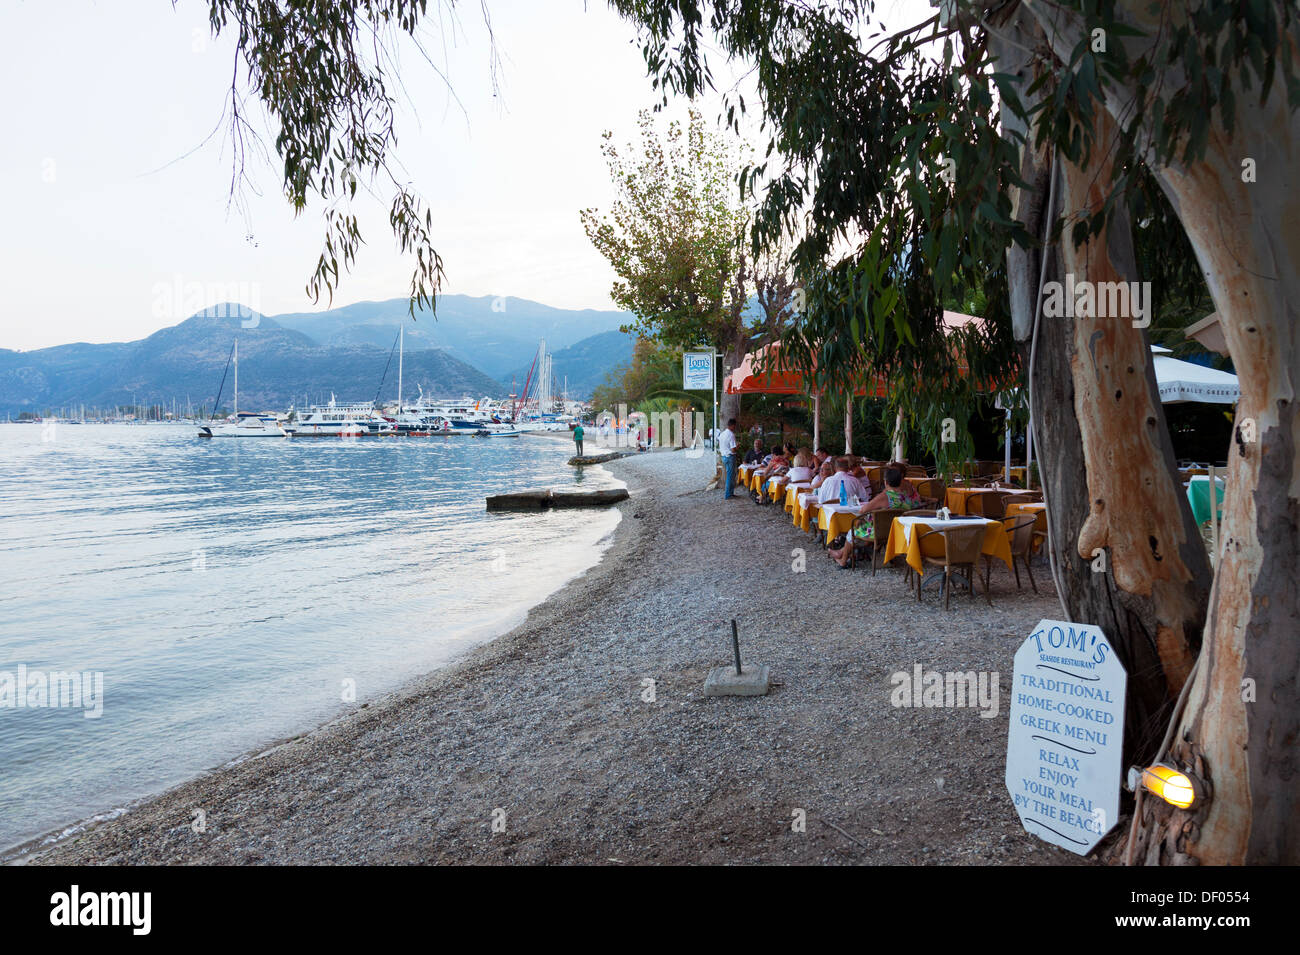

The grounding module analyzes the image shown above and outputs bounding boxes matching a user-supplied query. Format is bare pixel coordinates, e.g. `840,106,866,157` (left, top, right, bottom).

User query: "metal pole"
813,393,821,453
1004,407,1012,482
731,619,742,675
1026,414,1035,486
712,347,718,453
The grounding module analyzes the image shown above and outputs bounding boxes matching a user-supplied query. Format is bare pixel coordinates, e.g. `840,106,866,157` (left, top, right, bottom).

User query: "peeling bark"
990,17,1213,773
1137,86,1300,866
1012,0,1300,864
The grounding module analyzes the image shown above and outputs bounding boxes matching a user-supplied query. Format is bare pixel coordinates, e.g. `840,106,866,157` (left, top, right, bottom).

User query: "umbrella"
1151,345,1240,404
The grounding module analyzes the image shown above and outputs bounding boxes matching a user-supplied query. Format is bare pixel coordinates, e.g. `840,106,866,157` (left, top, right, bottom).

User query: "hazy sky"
0,0,931,351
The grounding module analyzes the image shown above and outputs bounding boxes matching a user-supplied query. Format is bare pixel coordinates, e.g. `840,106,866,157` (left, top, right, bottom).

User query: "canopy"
724,343,807,395
1152,346,1240,404
725,310,992,396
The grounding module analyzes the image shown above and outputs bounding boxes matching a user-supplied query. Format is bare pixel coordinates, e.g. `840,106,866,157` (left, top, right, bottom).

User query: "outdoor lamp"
1128,762,1205,810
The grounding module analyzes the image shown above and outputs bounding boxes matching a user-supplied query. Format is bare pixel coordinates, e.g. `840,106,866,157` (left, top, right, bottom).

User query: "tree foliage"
580,108,758,355
205,0,502,315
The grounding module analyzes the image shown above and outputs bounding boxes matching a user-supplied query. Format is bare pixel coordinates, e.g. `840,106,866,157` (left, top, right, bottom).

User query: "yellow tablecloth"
793,492,820,533
1005,501,1047,532
748,470,765,493
883,516,1013,576
767,476,789,503
1005,501,1048,552
784,482,812,514
944,487,986,515
817,502,862,546
739,464,753,484
1006,466,1027,483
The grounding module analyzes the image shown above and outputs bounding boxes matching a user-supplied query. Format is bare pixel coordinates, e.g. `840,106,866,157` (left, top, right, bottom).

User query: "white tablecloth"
896,514,998,545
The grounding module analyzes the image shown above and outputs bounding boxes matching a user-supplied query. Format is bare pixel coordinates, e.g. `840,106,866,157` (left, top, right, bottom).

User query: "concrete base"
703,664,771,697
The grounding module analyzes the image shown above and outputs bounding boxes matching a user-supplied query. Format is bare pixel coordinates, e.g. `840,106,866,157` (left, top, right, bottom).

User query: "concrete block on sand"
703,664,771,697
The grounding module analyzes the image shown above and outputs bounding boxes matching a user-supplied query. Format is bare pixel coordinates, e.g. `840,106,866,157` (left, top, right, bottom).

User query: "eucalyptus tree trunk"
1122,66,1300,869
719,343,743,429
1012,0,1300,864
989,9,1212,776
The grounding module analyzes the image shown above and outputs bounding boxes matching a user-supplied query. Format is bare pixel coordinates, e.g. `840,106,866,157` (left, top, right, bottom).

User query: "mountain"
504,329,637,399
0,310,506,414
272,294,632,380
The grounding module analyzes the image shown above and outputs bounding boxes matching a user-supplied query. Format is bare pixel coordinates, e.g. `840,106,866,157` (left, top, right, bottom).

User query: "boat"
197,340,287,438
283,396,394,437
402,388,518,435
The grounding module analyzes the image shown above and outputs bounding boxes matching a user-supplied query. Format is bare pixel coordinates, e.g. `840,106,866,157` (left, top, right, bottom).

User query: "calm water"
0,424,620,851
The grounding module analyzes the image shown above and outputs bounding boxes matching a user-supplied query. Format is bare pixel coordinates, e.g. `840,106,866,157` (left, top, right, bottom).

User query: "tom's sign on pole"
1005,619,1127,855
683,351,713,390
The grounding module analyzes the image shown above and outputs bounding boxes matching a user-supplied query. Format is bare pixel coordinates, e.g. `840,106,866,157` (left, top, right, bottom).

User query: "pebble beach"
17,445,1091,865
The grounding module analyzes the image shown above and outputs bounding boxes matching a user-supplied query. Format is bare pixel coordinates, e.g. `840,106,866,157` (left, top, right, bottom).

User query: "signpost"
683,350,715,450
1006,619,1127,856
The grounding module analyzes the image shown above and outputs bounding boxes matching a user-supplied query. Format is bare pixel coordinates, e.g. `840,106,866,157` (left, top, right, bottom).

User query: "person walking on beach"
720,418,738,499
573,422,584,457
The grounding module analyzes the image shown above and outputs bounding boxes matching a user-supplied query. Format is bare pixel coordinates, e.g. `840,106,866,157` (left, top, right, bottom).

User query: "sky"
0,0,933,352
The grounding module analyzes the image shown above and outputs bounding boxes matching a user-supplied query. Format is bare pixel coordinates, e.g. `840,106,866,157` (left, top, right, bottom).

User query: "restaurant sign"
1005,619,1127,856
683,351,713,390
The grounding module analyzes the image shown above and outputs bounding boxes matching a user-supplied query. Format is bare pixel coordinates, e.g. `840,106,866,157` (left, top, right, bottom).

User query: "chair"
906,466,929,479
1018,490,1043,503
918,524,991,609
846,508,904,573
866,466,884,485
967,490,1009,518
913,478,944,503
989,515,1039,594
904,509,938,517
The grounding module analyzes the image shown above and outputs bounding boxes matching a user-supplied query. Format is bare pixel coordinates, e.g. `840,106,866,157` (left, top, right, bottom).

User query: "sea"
0,423,622,852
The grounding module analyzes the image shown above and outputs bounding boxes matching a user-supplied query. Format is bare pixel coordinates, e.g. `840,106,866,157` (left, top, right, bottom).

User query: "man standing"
573,421,585,457
719,418,739,499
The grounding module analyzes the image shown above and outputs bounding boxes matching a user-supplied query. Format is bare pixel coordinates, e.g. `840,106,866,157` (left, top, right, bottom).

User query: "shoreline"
16,448,1091,865
3,444,640,865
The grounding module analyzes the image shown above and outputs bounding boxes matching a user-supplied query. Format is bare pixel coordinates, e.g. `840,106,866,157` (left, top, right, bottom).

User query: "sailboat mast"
234,339,239,418
397,324,403,410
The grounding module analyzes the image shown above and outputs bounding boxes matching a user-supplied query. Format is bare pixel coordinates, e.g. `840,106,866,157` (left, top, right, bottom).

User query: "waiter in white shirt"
817,457,869,504
719,418,739,499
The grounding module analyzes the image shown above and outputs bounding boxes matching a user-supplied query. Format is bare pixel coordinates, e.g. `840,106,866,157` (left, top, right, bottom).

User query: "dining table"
794,491,821,534
816,500,865,546
882,514,1013,577
945,486,1039,515
1186,474,1225,525
784,481,812,514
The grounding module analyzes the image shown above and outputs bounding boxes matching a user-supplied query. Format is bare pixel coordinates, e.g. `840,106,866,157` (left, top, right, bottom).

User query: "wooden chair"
989,515,1039,594
866,466,884,485
918,523,991,609
846,507,904,573
1018,490,1043,503
965,490,1006,518
912,478,944,504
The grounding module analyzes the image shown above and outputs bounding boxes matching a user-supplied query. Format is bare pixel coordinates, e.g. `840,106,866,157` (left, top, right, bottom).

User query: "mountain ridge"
0,295,637,413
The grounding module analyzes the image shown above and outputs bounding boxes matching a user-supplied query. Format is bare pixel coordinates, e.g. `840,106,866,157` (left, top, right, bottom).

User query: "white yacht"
284,396,394,437
197,340,287,438
199,411,287,438
403,389,518,435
